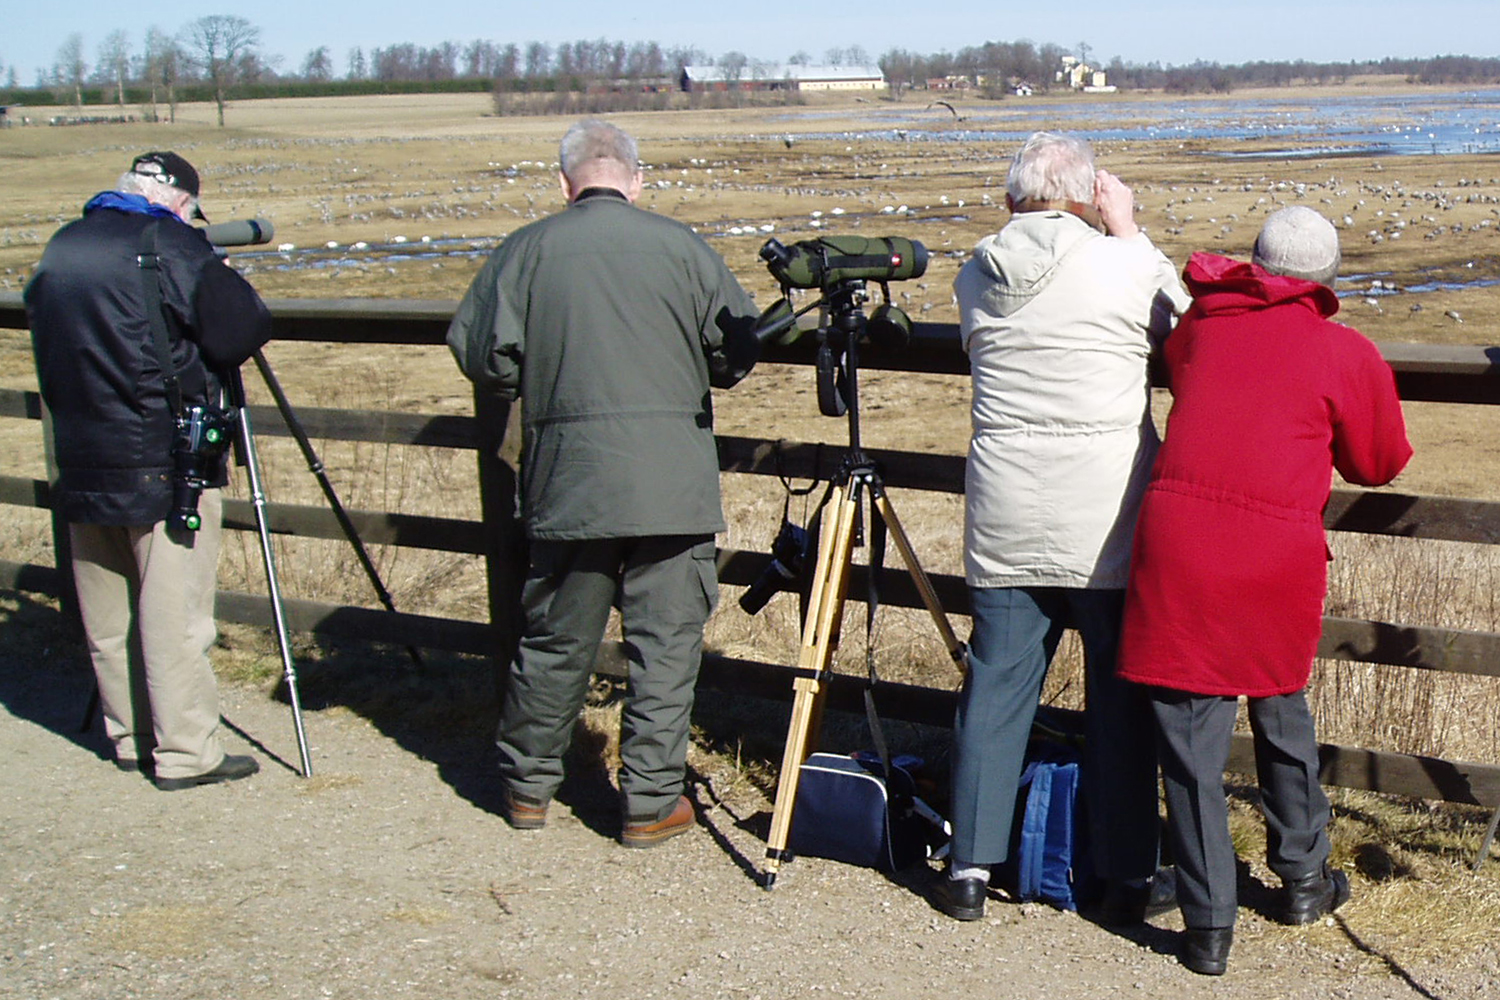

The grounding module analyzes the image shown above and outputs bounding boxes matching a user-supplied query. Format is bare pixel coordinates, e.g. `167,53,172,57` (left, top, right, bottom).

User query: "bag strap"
138,221,184,417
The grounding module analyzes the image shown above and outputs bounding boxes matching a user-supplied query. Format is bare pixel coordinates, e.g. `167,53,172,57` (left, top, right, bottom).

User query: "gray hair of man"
1006,132,1097,204
559,119,640,181
1252,205,1342,289
117,170,201,221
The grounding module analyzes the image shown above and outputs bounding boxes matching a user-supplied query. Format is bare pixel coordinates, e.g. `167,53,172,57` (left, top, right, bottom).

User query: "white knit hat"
1253,206,1341,287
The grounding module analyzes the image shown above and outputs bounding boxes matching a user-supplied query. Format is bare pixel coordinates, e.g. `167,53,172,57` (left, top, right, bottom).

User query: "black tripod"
760,281,968,888
225,364,313,777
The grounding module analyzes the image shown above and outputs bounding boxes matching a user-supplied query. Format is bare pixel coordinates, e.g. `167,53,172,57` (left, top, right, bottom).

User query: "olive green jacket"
447,188,759,540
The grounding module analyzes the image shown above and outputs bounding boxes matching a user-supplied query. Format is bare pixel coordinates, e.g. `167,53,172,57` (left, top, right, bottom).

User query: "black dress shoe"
155,754,259,791
1094,867,1178,925
930,875,986,921
1280,865,1351,925
1180,926,1233,976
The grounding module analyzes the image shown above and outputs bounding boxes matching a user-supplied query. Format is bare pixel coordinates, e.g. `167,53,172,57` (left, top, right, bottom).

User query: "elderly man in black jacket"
26,152,272,790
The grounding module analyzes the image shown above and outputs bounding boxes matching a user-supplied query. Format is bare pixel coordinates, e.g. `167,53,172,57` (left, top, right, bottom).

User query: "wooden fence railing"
3,291,1499,810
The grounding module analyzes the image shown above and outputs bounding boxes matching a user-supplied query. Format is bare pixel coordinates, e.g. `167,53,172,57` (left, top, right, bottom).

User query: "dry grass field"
3,89,1500,959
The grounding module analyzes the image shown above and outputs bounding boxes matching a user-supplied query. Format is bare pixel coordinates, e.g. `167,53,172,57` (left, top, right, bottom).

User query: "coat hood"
965,211,1099,318
1182,251,1340,319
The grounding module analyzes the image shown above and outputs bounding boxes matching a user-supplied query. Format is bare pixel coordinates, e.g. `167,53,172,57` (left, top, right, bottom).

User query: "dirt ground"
1,597,1496,1000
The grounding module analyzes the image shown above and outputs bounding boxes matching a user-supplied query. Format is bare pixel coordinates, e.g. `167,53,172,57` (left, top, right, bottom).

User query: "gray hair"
558,119,639,180
1007,132,1096,204
1252,206,1341,288
117,170,199,217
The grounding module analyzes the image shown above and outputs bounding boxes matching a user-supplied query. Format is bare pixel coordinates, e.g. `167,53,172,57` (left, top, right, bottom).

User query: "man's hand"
1095,169,1140,239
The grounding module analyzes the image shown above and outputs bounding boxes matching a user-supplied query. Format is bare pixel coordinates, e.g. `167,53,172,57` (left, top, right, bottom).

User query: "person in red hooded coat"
1117,206,1411,975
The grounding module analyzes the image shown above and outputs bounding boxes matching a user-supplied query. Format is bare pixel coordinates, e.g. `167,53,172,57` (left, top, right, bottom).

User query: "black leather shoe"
1280,865,1351,925
155,754,259,791
1180,926,1233,976
930,875,986,921
1094,867,1178,925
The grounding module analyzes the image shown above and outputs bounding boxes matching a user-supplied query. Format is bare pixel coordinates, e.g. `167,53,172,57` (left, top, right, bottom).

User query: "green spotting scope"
760,235,928,290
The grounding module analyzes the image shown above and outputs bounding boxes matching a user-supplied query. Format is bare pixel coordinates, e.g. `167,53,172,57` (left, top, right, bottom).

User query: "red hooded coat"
1117,252,1412,697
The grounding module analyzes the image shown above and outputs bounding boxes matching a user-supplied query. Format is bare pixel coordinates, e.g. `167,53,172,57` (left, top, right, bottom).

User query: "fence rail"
3,291,1499,809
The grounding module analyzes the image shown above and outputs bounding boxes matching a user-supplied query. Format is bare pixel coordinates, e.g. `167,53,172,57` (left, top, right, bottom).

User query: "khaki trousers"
70,490,226,779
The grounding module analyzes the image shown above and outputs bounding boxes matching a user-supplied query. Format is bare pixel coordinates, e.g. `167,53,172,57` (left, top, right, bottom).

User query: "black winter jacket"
25,194,272,524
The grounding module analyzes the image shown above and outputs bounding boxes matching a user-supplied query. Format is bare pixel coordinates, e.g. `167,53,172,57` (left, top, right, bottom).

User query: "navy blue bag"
787,751,935,872
993,744,1099,910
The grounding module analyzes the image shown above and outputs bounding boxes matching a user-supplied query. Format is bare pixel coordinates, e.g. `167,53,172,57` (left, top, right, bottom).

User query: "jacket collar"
82,190,184,223
571,186,631,205
1183,251,1340,319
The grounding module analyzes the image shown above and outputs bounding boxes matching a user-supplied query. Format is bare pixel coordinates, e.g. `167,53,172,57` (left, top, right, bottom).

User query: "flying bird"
927,100,965,122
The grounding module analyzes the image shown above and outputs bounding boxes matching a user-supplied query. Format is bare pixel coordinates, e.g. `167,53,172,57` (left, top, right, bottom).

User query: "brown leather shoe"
621,795,694,848
502,788,549,830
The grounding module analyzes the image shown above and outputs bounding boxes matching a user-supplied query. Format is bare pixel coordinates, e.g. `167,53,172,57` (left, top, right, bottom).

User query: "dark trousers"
496,535,718,823
950,586,1160,881
1151,688,1330,928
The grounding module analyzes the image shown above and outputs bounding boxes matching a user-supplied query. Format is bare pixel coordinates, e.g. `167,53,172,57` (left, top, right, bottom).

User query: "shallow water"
777,89,1500,157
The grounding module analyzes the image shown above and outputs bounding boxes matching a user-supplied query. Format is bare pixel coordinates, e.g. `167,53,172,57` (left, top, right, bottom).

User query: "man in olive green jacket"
448,119,761,847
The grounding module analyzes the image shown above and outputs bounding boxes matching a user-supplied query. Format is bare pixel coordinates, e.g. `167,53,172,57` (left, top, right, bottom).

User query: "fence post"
472,390,525,694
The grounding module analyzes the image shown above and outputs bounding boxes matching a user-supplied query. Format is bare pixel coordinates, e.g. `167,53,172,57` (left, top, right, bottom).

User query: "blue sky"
5,1,1495,88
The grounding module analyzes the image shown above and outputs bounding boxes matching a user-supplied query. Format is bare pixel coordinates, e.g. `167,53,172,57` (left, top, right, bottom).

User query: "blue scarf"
82,190,183,222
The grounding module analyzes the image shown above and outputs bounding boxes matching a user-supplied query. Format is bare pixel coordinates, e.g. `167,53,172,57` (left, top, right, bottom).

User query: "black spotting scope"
202,218,275,247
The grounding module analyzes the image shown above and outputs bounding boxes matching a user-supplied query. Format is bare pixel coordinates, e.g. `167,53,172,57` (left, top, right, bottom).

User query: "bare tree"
97,31,131,106
181,14,261,126
55,33,87,113
143,27,180,122
301,46,333,82
346,47,367,80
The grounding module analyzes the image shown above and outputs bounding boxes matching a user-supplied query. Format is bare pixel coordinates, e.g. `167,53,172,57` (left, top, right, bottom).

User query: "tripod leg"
871,490,969,676
1475,800,1500,870
235,397,314,778
762,479,860,887
252,351,425,671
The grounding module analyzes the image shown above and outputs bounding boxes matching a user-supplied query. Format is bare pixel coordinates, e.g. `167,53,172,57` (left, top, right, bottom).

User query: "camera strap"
137,221,185,418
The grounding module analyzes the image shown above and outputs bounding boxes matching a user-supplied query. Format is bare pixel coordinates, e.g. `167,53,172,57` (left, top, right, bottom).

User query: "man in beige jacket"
933,131,1190,921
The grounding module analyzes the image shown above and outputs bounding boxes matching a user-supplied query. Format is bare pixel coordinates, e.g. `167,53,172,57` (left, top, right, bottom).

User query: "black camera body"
739,519,812,615
168,404,236,532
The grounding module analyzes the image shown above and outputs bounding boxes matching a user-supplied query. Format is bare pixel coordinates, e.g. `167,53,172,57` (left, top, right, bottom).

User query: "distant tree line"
878,43,1500,96
4,25,1498,123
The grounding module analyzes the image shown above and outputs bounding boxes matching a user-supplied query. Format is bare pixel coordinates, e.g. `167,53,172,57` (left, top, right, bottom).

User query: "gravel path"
1,631,1495,1000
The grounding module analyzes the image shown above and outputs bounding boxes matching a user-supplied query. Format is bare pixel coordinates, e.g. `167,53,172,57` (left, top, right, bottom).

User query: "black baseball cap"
130,151,208,220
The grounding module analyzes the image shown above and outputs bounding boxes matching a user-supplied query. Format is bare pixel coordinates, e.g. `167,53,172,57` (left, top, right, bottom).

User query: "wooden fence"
3,291,1500,811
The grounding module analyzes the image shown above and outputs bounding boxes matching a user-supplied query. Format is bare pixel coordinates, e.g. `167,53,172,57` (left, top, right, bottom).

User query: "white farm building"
679,64,886,93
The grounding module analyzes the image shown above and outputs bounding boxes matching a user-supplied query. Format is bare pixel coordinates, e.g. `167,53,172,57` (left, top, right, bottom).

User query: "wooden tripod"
760,458,967,888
